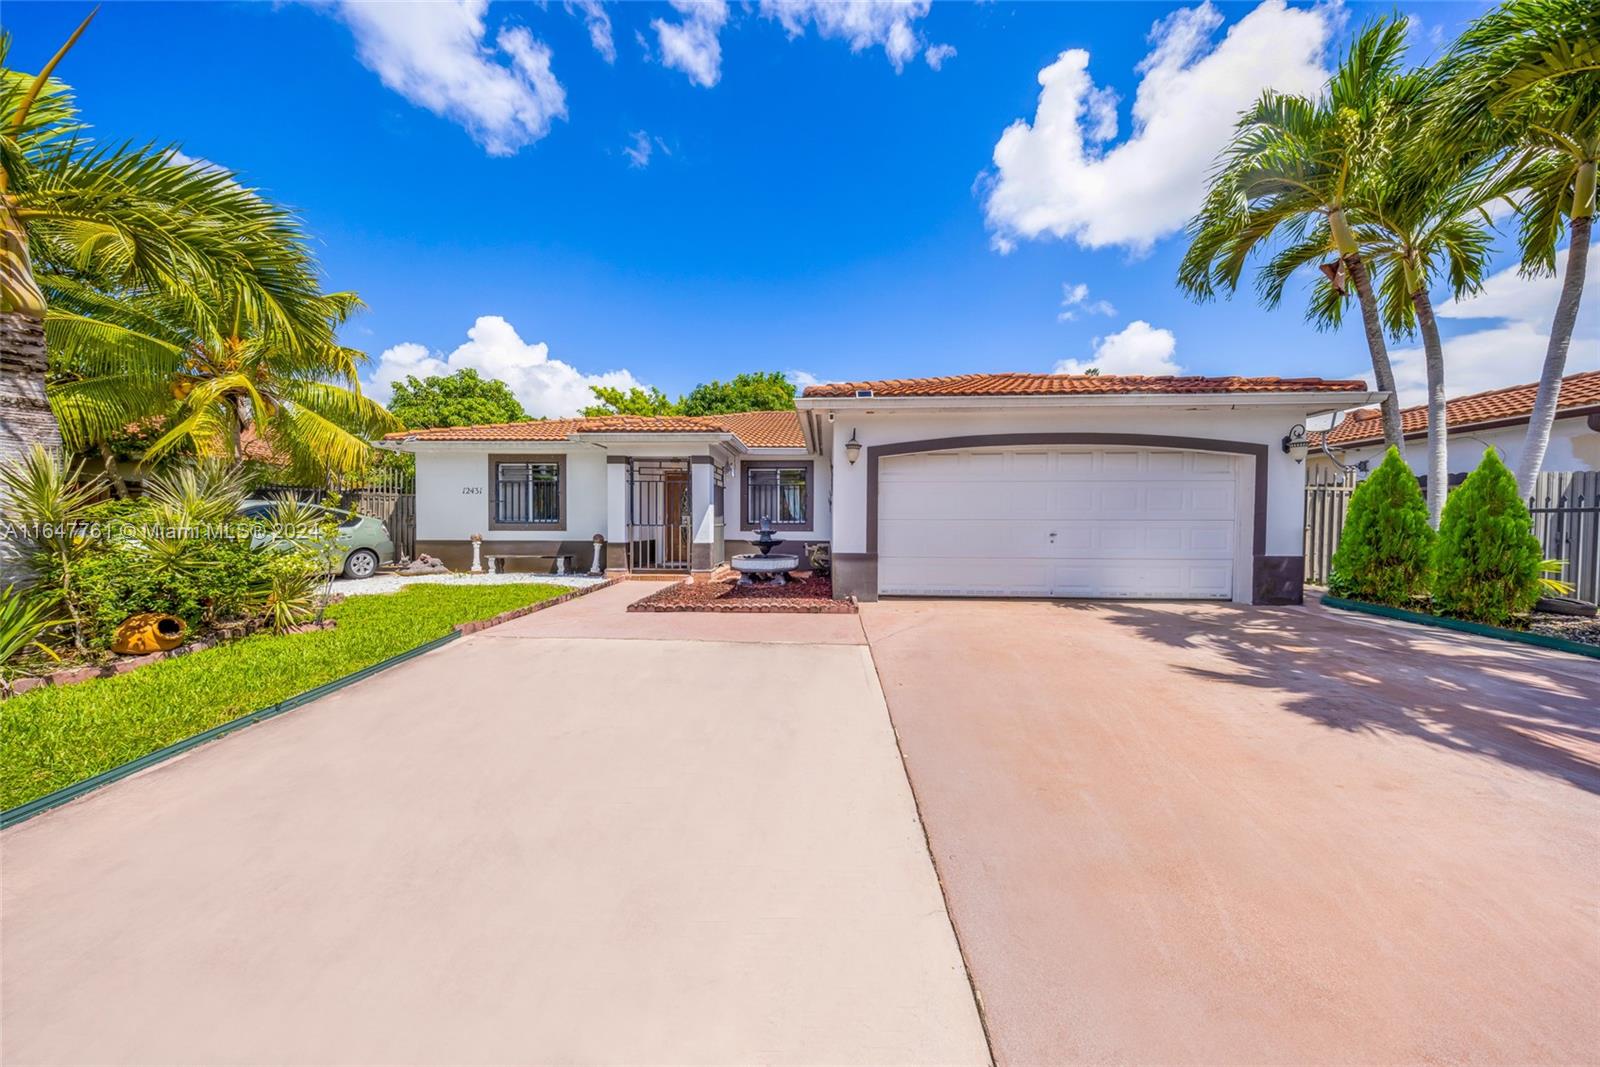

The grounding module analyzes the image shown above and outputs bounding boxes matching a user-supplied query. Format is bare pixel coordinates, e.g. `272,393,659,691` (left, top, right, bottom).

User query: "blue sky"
8,0,1595,417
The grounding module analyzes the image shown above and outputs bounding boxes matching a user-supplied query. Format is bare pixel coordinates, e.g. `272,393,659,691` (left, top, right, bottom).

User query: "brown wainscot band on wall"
416,540,598,574
850,432,1300,606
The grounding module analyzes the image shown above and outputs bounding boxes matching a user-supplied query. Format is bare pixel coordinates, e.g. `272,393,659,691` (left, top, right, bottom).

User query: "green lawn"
1,583,570,810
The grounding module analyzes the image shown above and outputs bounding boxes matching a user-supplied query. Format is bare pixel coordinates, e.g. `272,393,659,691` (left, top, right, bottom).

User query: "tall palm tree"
1436,0,1599,497
2,20,288,469
1340,164,1502,527
1179,20,1418,450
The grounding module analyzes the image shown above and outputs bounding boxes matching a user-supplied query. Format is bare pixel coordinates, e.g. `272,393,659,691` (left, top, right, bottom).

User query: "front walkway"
863,596,1600,1065
1,583,986,1065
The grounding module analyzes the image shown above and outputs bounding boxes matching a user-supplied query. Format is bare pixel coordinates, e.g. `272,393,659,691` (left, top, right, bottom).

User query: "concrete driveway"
862,596,1600,1065
2,583,987,1065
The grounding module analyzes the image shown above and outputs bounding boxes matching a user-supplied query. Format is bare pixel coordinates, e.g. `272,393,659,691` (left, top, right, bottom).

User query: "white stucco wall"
413,446,609,542
1327,416,1600,478
824,404,1322,591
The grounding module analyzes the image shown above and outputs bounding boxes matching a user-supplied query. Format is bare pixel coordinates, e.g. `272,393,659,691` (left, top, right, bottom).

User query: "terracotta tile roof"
382,410,807,449
799,372,1369,398
1313,370,1600,448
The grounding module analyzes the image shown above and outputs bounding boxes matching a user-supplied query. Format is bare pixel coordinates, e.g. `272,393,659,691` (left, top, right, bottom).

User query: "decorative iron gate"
627,459,692,571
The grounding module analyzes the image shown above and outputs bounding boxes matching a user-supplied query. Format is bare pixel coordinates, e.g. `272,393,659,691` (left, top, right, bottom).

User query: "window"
493,459,561,526
745,463,810,527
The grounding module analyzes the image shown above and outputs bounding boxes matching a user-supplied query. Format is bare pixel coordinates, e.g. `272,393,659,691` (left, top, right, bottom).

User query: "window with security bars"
496,462,560,523
746,466,807,526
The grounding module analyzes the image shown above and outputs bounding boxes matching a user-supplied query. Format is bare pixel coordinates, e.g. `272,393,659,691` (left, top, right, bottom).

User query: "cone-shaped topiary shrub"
1431,448,1542,624
1328,446,1435,605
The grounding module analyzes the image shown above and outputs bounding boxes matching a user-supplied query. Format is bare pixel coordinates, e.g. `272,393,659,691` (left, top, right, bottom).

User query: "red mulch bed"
627,570,856,613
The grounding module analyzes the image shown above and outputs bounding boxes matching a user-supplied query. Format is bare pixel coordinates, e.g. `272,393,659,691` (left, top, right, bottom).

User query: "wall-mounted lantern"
844,429,862,465
1282,424,1310,464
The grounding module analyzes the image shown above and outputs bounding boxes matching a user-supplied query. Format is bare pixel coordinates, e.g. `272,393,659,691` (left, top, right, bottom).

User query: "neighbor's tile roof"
800,372,1369,398
382,410,808,449
1313,370,1600,448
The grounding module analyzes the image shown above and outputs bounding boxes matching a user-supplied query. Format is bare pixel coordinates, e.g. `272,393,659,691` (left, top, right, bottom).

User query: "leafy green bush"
71,535,284,650
1432,449,1542,624
1328,446,1436,605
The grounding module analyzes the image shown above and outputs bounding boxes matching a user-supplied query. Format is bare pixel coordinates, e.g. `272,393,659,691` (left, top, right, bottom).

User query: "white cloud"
786,369,842,390
652,0,729,88
370,316,648,419
319,0,567,156
759,0,943,72
924,43,956,71
565,0,615,63
1358,242,1600,406
983,0,1331,254
1057,281,1116,322
622,129,670,168
1054,320,1181,376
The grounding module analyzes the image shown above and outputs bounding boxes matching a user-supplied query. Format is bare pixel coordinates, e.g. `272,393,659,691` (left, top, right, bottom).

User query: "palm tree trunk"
1344,253,1405,450
1514,208,1592,499
1412,289,1448,527
0,311,61,470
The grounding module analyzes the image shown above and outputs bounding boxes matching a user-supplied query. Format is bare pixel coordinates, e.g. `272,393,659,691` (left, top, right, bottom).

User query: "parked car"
239,500,395,579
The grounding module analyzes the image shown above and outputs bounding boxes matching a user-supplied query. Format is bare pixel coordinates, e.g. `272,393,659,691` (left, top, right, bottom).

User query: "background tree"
678,371,795,416
1179,20,1418,450
1435,0,1598,497
581,384,680,417
389,369,527,428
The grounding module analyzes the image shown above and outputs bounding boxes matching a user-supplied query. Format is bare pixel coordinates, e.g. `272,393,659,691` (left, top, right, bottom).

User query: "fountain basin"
731,552,799,585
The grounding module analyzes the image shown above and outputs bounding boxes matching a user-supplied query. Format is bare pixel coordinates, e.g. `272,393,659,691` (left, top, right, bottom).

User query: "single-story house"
380,372,1376,605
1307,370,1600,479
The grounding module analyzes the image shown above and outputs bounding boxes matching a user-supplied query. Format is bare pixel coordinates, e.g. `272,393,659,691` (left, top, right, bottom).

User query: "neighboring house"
1307,370,1600,479
380,372,1375,605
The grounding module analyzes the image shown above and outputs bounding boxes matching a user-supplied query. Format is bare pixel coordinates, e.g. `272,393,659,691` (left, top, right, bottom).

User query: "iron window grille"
496,462,560,524
746,466,807,526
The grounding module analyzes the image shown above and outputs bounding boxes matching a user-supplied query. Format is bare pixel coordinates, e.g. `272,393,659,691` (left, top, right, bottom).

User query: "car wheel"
343,548,380,579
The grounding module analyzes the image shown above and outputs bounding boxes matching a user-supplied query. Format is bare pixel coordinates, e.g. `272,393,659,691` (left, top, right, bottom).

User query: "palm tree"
45,270,399,486
1258,151,1505,526
1179,20,1418,450
2,19,293,469
1435,0,1598,497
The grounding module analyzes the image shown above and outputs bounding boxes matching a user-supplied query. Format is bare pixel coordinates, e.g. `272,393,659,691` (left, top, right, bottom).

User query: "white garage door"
878,448,1239,599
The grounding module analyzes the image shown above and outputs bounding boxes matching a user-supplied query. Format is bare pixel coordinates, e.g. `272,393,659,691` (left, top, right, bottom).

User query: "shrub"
1432,449,1542,624
1328,446,1436,605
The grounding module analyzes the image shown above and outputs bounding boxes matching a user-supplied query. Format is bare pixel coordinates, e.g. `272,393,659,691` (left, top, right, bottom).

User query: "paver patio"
862,595,1600,1065
1,583,986,1066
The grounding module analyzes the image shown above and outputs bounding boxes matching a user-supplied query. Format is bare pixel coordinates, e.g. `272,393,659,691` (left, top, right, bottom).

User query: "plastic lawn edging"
0,577,623,829
1321,595,1600,661
0,631,462,829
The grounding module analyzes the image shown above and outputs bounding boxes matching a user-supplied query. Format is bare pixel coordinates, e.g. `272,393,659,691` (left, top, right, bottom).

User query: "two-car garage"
875,447,1242,599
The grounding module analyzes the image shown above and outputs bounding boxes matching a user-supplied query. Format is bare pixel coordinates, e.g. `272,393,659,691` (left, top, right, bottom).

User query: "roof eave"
796,391,1386,412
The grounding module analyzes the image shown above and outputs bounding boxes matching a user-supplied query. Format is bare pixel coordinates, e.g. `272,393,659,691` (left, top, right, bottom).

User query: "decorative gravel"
332,571,607,598
1527,613,1600,648
628,572,855,613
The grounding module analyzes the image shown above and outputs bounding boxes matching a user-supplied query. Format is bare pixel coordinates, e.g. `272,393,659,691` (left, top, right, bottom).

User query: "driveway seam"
858,617,998,1067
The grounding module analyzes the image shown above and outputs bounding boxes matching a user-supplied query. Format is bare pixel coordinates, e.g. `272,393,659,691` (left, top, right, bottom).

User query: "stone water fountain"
730,515,799,586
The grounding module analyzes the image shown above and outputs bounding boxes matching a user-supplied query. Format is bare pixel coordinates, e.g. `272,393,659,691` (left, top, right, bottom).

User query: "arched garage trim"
841,432,1298,604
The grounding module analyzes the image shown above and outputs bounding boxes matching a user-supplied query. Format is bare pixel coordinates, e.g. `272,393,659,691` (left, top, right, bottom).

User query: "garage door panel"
879,448,1239,600
880,557,1052,597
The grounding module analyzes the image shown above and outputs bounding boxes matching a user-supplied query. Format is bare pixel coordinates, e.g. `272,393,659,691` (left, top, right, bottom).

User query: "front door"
627,459,693,571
